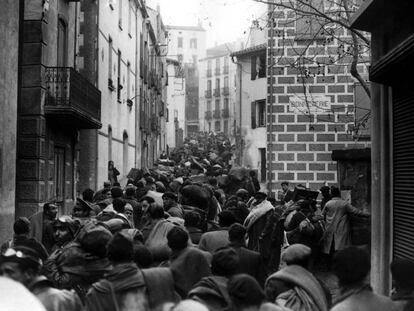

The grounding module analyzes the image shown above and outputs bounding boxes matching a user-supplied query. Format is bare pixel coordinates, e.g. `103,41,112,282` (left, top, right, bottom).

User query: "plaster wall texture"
97,1,139,186
0,0,19,242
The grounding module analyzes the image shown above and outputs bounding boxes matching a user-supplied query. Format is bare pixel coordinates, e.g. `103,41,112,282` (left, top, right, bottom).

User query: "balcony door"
57,19,67,67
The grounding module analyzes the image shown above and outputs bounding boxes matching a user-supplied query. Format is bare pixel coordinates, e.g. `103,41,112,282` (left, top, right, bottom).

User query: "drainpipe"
231,55,243,165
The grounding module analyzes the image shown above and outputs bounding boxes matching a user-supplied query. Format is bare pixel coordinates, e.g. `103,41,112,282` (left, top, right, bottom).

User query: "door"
54,147,65,203
259,148,266,182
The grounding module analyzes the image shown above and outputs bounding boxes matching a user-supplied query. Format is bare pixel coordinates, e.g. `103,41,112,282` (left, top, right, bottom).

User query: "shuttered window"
393,87,414,260
251,101,257,129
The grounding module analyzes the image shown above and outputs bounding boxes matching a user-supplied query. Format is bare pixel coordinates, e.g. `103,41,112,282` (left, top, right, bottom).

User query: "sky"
146,0,267,47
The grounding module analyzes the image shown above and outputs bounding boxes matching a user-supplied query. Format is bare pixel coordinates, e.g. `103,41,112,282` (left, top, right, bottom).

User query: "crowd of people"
1,140,414,311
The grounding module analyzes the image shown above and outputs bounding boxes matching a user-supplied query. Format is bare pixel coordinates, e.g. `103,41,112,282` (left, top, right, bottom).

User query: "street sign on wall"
288,95,331,114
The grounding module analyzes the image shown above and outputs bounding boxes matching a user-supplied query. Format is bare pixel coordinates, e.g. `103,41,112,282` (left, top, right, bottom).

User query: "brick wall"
266,3,370,195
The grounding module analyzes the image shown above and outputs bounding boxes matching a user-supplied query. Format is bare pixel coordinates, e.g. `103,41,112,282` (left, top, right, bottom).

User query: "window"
207,80,212,91
215,78,220,89
119,0,123,29
207,100,211,111
57,19,67,67
208,122,211,132
224,120,229,135
251,53,266,80
54,147,65,203
108,36,113,80
215,58,220,69
190,38,197,49
123,131,128,175
207,60,212,70
296,0,324,39
192,55,197,64
215,121,221,132
117,49,122,103
251,99,266,128
354,82,371,139
215,99,220,111
178,37,183,48
224,98,229,110
224,76,229,88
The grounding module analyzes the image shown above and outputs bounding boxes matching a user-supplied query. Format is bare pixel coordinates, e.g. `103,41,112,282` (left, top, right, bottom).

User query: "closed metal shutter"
393,88,414,259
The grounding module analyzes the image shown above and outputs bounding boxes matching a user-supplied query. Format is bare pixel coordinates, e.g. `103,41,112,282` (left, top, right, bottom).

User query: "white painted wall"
166,61,186,149
167,26,206,65
97,0,140,186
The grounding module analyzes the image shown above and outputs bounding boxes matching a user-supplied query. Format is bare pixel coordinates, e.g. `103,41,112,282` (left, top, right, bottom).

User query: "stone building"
266,1,370,195
16,0,101,216
231,28,267,182
198,42,241,138
166,25,206,135
0,0,20,241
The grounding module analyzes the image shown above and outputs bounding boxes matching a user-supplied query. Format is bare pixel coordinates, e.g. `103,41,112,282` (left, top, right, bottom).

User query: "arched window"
108,125,113,161
123,131,129,174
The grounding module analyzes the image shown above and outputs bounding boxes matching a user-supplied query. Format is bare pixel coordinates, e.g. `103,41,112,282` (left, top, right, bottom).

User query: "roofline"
230,44,267,57
166,25,206,32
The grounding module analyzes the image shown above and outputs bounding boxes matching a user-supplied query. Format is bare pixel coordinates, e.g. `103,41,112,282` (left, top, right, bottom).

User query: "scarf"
244,200,274,231
266,265,328,311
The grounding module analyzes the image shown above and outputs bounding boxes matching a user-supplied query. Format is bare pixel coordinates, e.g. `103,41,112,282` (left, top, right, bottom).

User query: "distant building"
231,31,267,181
167,24,206,135
199,41,242,138
166,59,186,149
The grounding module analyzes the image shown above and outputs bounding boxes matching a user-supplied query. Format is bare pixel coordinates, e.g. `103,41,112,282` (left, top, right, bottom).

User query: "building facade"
231,40,267,182
166,25,206,135
199,42,240,138
17,0,102,216
0,0,20,241
266,1,370,195
352,0,414,295
165,58,186,149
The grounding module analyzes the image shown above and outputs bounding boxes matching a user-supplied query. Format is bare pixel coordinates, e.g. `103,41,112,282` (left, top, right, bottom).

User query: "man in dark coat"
85,232,148,311
29,202,58,253
228,223,266,285
124,186,142,226
1,217,48,261
163,192,184,218
188,247,239,311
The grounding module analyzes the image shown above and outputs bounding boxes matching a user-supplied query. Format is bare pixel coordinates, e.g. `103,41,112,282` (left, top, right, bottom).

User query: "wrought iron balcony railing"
221,87,229,96
45,67,101,129
213,88,221,97
223,65,229,74
205,89,212,98
213,109,221,118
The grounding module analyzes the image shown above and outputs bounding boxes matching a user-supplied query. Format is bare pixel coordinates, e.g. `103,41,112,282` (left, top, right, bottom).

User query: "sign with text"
289,95,331,114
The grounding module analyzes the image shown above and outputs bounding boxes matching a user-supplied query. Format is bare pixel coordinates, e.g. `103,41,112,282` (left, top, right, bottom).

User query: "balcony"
205,89,212,98
45,67,101,129
206,69,212,77
205,111,212,120
213,88,221,97
223,65,229,74
213,109,221,118
222,108,230,118
221,87,229,96
215,67,220,75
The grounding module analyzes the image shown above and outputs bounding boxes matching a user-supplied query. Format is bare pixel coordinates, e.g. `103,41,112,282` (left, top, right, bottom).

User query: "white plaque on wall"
289,95,331,114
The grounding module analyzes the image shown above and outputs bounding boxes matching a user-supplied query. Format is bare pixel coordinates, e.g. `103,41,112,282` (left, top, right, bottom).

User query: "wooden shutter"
251,101,256,129
251,56,256,80
393,87,414,260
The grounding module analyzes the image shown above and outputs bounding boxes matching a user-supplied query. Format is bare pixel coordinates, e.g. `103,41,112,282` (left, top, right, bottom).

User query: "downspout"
95,0,100,190
231,55,243,165
73,1,78,70
134,3,138,168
